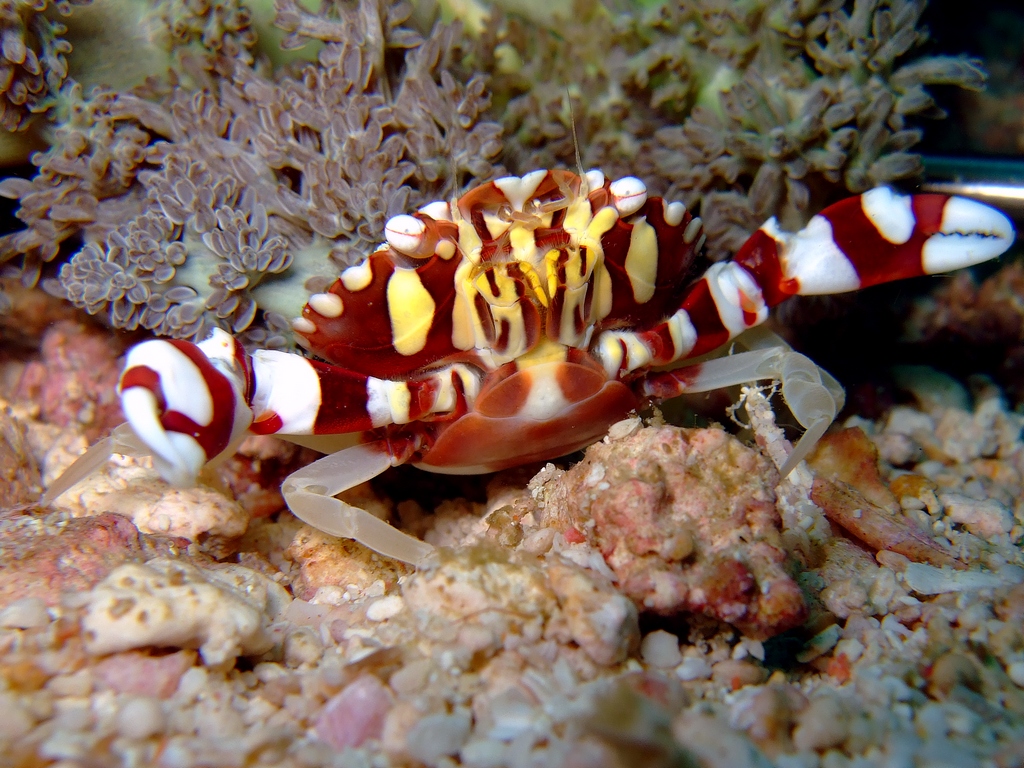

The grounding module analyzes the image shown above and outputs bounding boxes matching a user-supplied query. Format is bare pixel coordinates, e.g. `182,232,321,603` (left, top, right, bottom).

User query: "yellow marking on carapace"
591,262,613,322
470,265,530,359
517,261,548,307
562,192,597,238
509,225,539,269
451,260,483,351
483,212,512,241
558,281,590,346
491,303,530,359
514,337,568,369
575,206,619,266
473,266,520,308
386,268,436,356
547,243,597,346
544,248,562,303
456,218,483,265
624,216,658,304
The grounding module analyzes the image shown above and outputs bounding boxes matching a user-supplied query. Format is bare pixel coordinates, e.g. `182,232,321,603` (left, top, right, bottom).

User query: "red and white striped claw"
117,329,253,487
736,188,1015,302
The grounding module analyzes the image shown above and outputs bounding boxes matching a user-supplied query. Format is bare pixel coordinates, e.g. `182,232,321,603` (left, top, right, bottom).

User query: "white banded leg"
280,440,434,566
641,330,843,476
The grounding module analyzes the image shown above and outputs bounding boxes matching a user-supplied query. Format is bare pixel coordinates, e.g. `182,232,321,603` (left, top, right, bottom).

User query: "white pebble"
0,597,51,629
641,630,682,668
521,528,555,555
0,693,34,738
461,737,506,768
903,562,1005,595
117,696,166,740
284,626,323,667
366,595,404,622
1008,662,1024,688
675,656,713,681
311,586,347,606
941,493,1012,537
406,710,472,765
175,666,209,701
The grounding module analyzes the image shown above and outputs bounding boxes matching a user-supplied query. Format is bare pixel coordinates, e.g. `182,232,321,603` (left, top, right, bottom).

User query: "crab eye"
609,176,648,217
385,214,428,257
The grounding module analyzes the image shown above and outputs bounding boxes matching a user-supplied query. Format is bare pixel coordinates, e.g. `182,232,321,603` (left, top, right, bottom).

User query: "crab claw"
118,329,253,487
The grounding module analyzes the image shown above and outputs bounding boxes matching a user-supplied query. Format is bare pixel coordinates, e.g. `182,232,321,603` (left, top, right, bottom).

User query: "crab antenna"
567,91,587,194
447,151,461,203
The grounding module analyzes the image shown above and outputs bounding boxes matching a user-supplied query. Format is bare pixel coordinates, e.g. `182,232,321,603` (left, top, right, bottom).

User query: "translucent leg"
41,423,153,505
641,337,844,477
281,440,435,566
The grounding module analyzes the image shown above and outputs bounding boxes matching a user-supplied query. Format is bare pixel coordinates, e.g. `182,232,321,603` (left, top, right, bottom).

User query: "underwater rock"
905,262,1024,403
535,425,806,640
403,547,557,652
13,320,124,440
807,427,899,514
82,558,284,665
50,458,249,541
93,649,197,699
315,673,394,750
284,523,411,602
547,559,640,666
0,512,141,607
810,476,959,568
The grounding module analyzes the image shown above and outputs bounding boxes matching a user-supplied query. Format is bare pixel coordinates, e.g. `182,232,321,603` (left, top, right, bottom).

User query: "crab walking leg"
594,189,1015,380
41,423,154,504
281,441,435,566
247,350,480,436
639,341,843,475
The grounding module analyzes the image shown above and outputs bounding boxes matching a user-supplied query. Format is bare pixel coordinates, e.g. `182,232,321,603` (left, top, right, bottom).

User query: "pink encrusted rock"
547,560,640,666
536,426,806,640
0,513,142,607
13,321,124,440
285,524,410,602
315,673,394,750
93,650,196,699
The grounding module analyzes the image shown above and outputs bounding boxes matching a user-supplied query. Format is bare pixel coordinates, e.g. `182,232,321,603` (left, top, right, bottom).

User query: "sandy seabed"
1,318,1023,768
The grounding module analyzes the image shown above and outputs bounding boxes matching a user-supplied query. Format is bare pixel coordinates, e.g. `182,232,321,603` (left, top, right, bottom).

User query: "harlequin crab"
45,170,1014,565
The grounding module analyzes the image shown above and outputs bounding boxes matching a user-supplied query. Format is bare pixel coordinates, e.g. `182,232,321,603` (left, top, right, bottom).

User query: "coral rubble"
3,337,1024,764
